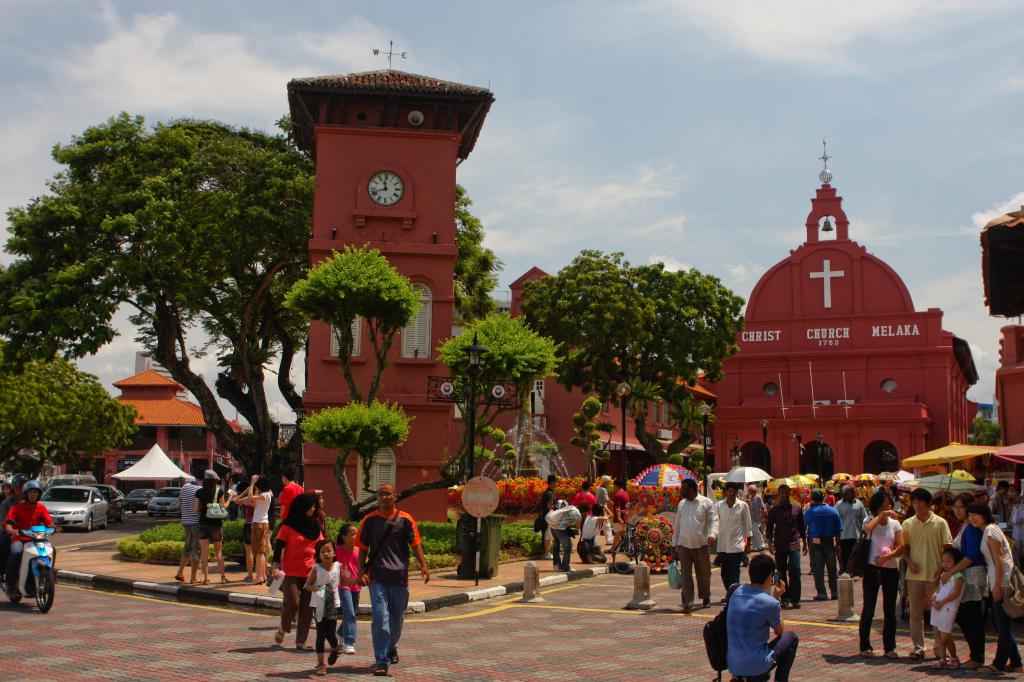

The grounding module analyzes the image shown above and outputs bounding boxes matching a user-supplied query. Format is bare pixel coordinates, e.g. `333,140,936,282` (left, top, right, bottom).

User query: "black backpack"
703,583,740,681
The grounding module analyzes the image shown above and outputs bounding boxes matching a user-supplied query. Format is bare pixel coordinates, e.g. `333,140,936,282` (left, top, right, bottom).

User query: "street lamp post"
792,433,802,472
760,419,769,473
463,334,487,483
700,402,712,469
816,432,824,479
615,382,631,478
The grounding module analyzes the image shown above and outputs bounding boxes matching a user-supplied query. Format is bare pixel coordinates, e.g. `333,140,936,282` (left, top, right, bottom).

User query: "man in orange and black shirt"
356,483,429,677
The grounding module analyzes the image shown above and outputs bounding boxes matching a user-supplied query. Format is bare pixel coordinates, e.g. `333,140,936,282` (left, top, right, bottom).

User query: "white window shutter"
358,448,397,496
329,318,361,357
402,285,432,358
532,379,545,415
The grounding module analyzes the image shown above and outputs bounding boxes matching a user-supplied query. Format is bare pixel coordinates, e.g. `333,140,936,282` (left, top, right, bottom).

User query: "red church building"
713,170,979,477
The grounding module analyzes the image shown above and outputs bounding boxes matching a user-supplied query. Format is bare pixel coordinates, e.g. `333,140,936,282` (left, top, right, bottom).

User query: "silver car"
40,486,109,532
147,487,182,517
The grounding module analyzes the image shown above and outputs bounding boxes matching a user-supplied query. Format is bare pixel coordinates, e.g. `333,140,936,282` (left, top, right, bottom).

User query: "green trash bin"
456,513,504,579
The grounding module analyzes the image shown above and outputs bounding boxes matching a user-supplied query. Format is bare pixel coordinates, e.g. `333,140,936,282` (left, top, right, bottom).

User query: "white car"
40,486,109,532
147,487,182,517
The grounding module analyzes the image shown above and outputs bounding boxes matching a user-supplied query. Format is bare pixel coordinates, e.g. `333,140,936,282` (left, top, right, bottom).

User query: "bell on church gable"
821,217,834,233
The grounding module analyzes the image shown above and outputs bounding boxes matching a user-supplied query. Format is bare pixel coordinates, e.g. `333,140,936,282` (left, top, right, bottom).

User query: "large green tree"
969,415,1001,446
438,313,557,477
0,113,314,477
0,355,137,476
523,250,744,464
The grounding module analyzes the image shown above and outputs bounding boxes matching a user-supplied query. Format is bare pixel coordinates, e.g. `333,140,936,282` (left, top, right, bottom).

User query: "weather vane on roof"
373,41,407,70
818,138,833,184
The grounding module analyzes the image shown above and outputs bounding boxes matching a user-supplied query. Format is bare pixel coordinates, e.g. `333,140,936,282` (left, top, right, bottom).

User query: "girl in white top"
304,539,342,676
930,547,965,668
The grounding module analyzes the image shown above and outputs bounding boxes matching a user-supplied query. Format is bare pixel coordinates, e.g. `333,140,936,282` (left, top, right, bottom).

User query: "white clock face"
368,171,404,206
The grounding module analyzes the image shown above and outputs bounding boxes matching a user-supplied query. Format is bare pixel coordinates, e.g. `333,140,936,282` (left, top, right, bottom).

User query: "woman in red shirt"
271,493,323,648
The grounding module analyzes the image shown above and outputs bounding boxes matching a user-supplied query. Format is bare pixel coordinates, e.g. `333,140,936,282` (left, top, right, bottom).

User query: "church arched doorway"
863,440,899,473
800,440,834,479
740,441,771,472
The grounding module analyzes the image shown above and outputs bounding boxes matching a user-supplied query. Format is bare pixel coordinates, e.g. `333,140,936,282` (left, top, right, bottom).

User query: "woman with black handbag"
858,491,904,658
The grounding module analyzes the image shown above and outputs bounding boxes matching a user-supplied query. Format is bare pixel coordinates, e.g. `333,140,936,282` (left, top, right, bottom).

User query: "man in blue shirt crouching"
727,554,799,682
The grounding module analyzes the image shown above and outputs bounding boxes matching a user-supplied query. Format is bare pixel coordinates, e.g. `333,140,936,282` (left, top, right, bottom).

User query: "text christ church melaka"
712,169,978,478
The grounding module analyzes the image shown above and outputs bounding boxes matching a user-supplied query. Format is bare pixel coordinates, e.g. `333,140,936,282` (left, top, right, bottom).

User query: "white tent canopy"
111,444,195,481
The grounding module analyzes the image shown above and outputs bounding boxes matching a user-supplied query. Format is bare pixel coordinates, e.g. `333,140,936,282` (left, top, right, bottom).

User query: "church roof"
289,70,492,97
113,369,182,390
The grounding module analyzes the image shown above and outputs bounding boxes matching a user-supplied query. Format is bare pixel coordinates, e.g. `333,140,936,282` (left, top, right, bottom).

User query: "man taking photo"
727,553,799,682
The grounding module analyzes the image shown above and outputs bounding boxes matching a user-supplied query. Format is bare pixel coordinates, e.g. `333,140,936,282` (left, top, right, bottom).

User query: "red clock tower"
288,71,494,520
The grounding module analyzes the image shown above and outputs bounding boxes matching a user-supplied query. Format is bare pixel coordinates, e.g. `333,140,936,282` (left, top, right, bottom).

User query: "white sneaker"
542,553,553,560
344,645,355,655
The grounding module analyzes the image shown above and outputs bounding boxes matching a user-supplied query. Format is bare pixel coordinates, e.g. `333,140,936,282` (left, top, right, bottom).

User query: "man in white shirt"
672,478,719,612
716,481,752,597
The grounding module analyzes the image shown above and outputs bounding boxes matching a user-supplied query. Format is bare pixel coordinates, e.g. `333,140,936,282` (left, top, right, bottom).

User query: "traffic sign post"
463,476,500,586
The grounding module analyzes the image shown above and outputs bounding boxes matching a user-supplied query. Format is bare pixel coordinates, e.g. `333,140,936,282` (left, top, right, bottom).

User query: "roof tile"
289,70,491,97
113,369,182,389
118,397,206,426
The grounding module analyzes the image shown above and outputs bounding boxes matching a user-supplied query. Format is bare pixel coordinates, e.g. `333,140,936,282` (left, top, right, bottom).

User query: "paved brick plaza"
2,568,1019,680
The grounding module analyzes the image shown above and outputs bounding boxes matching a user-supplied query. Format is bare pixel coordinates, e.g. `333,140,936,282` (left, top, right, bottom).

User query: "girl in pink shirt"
335,523,362,654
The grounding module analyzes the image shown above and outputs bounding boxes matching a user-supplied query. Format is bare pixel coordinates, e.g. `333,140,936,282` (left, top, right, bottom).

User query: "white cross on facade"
809,259,845,308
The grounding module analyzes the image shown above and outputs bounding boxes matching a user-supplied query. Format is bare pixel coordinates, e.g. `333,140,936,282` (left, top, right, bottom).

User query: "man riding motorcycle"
4,480,58,595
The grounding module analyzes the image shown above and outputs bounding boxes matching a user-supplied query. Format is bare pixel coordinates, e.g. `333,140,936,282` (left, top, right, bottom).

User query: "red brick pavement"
1,568,1019,680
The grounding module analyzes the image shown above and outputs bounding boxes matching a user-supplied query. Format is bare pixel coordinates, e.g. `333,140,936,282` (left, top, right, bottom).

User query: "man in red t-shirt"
4,480,56,593
278,465,304,522
611,478,631,550
571,480,597,510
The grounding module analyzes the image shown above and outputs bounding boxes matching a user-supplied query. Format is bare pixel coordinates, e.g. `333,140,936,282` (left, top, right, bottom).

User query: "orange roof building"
86,369,225,487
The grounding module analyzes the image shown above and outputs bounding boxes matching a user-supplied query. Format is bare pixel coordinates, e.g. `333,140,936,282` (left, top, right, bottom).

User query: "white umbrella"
725,467,772,484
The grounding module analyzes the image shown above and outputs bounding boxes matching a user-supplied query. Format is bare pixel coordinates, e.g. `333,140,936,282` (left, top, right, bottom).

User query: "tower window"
401,285,432,359
763,382,779,397
329,318,361,357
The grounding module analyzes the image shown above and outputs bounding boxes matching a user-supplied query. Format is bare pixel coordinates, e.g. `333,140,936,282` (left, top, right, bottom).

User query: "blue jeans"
551,528,572,571
336,589,361,646
776,549,801,604
992,598,1022,670
369,582,408,667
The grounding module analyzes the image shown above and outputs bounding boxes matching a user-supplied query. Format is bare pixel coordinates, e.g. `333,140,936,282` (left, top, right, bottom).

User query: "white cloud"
970,191,1024,230
649,0,1005,71
724,262,764,287
650,254,692,272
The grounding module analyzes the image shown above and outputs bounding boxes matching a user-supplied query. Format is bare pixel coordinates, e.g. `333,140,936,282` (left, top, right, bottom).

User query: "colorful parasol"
631,463,698,488
854,473,877,482
770,477,798,489
950,469,977,482
832,473,854,482
791,474,819,486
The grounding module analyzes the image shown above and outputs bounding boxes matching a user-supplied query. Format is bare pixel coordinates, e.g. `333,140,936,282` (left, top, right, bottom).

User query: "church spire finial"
818,138,833,185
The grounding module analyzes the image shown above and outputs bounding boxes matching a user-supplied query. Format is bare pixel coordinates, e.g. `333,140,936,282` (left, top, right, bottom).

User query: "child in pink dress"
335,523,362,655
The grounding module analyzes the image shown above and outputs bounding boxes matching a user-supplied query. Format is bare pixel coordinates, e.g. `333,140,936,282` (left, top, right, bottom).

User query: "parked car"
87,484,126,522
40,486,108,532
123,488,157,513
147,487,182,517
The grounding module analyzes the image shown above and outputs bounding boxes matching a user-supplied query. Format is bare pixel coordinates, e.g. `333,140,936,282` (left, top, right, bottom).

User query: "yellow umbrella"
855,473,877,482
832,473,854,482
901,442,996,468
792,474,819,486
950,469,976,482
769,477,798,490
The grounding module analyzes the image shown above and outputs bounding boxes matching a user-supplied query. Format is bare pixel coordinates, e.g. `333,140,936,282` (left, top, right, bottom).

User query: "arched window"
401,285,432,358
330,318,362,357
356,447,397,497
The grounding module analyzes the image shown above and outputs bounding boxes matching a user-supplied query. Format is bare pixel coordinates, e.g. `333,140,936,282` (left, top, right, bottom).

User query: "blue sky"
1,0,1022,416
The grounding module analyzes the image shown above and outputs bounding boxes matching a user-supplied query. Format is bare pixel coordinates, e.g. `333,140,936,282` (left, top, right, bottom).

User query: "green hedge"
120,518,541,566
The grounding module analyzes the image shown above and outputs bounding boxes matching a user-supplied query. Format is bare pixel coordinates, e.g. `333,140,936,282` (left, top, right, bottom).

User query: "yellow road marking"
407,603,516,622
62,583,276,618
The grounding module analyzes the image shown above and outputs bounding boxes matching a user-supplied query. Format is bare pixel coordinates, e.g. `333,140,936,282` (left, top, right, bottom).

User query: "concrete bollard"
625,561,656,611
520,561,545,603
832,573,859,622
